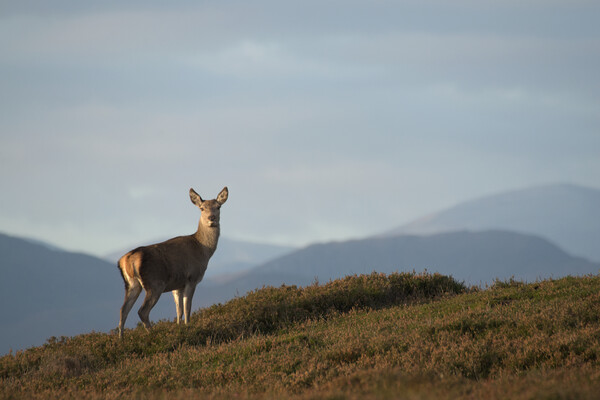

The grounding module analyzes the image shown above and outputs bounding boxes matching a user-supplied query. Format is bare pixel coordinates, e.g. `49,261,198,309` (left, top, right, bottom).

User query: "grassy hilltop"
1,272,599,399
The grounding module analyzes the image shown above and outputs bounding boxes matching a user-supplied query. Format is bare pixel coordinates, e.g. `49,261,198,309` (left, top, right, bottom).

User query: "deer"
117,186,228,338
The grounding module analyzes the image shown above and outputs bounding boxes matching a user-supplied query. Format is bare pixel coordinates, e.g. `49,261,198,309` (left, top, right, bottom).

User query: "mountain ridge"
204,230,600,305
383,183,600,262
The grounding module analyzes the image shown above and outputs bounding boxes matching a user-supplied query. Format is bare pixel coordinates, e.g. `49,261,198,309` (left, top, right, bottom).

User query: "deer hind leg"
119,281,142,338
138,289,162,331
182,284,197,324
172,289,183,324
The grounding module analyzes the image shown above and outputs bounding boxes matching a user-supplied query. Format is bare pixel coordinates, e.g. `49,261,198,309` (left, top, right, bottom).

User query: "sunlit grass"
2,272,599,399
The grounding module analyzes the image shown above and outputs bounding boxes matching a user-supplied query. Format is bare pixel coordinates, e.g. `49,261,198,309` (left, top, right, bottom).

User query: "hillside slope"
209,230,600,303
384,183,600,262
1,273,599,400
3,227,598,356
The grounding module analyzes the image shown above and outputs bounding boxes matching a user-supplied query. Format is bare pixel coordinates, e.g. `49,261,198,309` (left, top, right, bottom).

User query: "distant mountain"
103,237,295,281
207,230,600,303
206,238,296,281
0,232,121,355
383,183,600,262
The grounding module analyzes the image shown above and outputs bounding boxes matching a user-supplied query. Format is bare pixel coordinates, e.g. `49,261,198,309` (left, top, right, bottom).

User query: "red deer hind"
117,186,228,338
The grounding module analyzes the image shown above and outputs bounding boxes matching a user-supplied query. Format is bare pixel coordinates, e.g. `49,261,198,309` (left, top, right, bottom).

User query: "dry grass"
1,272,599,399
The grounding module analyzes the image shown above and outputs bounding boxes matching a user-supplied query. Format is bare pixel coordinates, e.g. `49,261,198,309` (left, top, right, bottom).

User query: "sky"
1,0,599,256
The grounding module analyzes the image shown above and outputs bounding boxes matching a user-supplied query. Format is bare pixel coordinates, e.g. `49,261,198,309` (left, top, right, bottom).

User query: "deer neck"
194,222,220,255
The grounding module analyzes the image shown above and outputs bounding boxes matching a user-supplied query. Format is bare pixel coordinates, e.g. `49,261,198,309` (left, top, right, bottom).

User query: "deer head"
189,187,228,228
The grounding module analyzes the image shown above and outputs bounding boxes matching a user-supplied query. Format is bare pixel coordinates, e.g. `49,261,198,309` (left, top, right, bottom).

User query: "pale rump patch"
118,251,142,289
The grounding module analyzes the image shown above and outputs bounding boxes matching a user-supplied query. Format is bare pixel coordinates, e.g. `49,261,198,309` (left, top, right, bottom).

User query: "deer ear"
189,188,203,207
217,186,229,205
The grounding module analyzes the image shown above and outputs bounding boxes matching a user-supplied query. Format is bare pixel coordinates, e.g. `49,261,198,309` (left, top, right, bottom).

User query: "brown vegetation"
1,271,599,399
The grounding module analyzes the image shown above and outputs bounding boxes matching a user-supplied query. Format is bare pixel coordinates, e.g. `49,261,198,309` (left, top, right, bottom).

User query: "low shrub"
2,273,599,400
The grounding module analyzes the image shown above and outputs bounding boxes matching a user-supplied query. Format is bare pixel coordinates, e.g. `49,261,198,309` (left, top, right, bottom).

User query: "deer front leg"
172,289,184,324
182,284,197,324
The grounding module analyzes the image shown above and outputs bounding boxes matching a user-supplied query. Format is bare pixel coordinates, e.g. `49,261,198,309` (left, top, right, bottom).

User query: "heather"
2,272,599,399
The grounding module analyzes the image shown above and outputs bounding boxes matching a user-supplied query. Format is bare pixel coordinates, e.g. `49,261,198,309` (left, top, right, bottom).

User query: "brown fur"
117,187,228,338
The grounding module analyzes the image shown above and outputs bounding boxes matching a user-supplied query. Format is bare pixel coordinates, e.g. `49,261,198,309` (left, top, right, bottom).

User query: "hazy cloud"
1,0,599,254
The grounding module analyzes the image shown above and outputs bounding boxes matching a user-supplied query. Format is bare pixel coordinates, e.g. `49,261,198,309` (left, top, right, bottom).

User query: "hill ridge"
222,229,599,291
